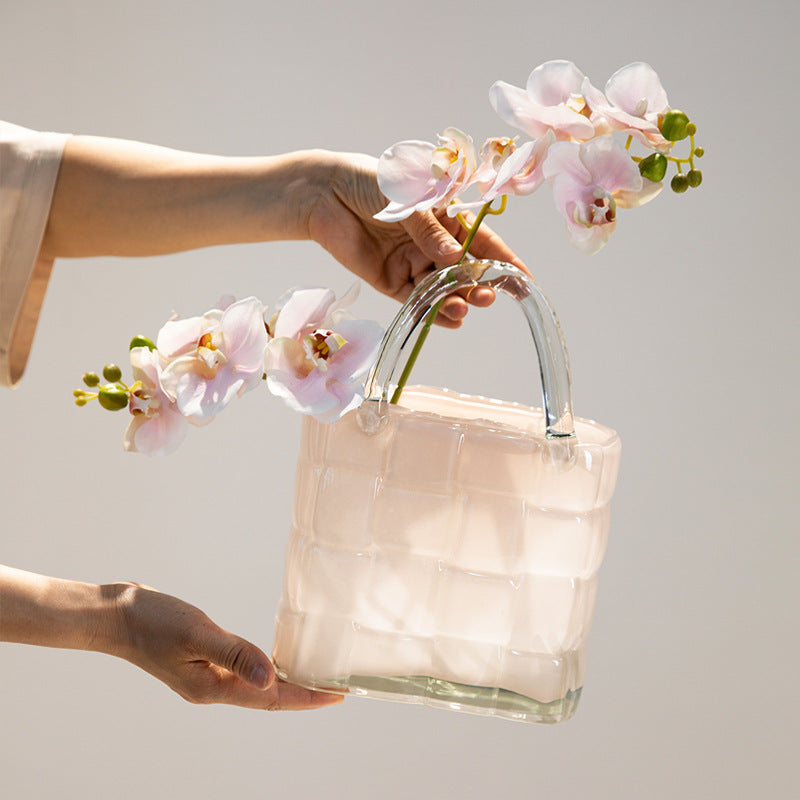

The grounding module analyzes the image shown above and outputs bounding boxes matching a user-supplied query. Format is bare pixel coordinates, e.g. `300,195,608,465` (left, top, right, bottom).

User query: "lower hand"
107,582,342,711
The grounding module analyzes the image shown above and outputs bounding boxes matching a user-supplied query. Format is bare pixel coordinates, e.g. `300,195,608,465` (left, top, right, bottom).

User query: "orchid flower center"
431,145,459,180
196,331,228,373
485,137,515,169
574,187,617,228
566,93,591,118
634,98,648,117
302,329,347,374
130,386,161,418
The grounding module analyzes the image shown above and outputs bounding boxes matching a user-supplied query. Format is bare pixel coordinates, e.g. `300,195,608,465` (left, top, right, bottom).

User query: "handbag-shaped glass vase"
273,259,621,723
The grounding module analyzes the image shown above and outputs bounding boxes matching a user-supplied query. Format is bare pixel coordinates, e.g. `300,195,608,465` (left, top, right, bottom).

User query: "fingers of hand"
201,627,275,689
402,210,462,266
261,680,345,712
191,668,344,711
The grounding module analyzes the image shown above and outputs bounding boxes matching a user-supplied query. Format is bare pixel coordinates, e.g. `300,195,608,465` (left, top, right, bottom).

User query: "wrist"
274,148,340,240
92,581,139,659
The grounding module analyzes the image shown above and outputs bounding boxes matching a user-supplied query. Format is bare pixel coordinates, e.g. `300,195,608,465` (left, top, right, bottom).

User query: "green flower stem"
454,211,471,232
389,198,500,405
388,296,445,405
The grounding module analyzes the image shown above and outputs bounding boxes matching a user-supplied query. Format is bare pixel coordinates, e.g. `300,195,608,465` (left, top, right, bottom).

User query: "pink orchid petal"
220,296,268,368
605,62,668,116
264,337,309,375
526,60,586,105
310,380,362,424
446,200,487,217
266,368,340,416
172,367,244,421
377,140,439,204
273,288,334,339
626,125,672,154
323,320,383,383
579,136,642,193
158,354,196,402
157,316,203,358
124,406,188,456
543,142,591,186
374,198,431,222
525,103,595,140
614,178,663,209
581,77,609,113
551,174,592,222
564,219,615,255
489,81,551,139
130,346,161,387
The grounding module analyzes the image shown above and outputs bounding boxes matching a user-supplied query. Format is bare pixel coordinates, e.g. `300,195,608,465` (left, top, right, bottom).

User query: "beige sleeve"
0,121,70,387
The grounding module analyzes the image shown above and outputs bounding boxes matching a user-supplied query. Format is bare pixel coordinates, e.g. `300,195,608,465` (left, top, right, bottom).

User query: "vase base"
277,668,581,723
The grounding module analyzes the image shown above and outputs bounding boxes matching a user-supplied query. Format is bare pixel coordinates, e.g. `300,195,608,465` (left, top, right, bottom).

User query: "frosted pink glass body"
273,385,621,723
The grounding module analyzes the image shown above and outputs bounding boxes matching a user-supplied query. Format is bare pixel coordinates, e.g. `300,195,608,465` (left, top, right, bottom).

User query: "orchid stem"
389,198,500,405
454,211,471,232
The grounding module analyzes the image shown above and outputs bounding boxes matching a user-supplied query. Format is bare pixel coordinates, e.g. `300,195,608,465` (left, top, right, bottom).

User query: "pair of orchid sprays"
75,60,702,455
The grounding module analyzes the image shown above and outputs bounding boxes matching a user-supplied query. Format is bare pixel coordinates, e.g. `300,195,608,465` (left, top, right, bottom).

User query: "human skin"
40,137,528,327
0,566,340,710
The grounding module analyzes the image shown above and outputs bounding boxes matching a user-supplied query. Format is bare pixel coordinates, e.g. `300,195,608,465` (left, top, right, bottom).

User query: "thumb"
401,210,463,266
201,626,275,690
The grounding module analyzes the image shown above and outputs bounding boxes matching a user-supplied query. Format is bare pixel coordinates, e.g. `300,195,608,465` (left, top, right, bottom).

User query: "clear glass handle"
360,259,575,438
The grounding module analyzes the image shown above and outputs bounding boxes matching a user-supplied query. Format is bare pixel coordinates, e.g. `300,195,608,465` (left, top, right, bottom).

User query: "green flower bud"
671,174,689,193
685,122,697,136
694,147,704,158
638,152,668,183
98,383,129,411
129,334,156,352
83,371,100,387
687,169,703,188
102,363,123,382
75,397,88,407
661,110,691,141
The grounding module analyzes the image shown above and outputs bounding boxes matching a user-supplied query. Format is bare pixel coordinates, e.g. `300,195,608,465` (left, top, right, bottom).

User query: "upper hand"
106,582,342,711
305,151,530,328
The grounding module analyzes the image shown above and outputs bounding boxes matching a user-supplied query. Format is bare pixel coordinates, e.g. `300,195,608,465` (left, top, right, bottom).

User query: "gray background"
1,1,797,798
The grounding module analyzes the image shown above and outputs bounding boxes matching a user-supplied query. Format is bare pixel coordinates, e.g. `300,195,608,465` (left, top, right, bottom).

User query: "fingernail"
249,664,269,689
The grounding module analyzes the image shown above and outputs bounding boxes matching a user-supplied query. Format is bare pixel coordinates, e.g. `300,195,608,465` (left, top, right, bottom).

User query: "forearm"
0,565,120,653
40,136,336,259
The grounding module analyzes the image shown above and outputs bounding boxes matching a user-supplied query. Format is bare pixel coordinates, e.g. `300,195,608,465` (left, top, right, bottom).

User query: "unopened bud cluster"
72,335,155,411
638,109,703,194
73,362,130,410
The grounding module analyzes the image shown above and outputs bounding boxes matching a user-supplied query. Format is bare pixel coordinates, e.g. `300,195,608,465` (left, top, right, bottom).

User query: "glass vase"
273,259,621,723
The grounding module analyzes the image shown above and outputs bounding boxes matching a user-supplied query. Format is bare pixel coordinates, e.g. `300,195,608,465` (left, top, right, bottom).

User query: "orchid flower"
480,130,555,202
543,136,662,255
157,296,268,423
489,60,607,142
585,62,673,152
446,131,555,217
374,127,478,222
474,136,517,189
123,346,188,456
264,284,383,423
